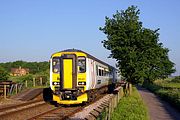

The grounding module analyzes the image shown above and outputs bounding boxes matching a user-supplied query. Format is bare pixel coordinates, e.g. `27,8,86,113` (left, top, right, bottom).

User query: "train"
45,49,121,105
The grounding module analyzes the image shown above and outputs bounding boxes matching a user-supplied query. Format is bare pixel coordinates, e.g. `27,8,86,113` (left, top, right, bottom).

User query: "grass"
7,75,49,96
8,76,22,82
111,87,149,120
154,79,180,89
145,79,180,111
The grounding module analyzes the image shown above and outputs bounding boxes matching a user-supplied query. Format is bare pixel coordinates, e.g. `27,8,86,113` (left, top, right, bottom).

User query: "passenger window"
52,57,60,73
102,70,104,76
96,65,98,76
78,57,86,73
99,69,101,76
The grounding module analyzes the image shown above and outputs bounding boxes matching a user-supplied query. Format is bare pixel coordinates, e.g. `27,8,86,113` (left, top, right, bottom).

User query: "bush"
17,74,33,83
0,67,9,81
171,76,180,83
144,83,180,111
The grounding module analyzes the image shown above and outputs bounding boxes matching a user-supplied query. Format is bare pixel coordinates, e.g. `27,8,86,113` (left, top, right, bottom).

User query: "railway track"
0,91,107,120
0,99,84,120
29,105,83,120
28,93,106,120
0,100,46,116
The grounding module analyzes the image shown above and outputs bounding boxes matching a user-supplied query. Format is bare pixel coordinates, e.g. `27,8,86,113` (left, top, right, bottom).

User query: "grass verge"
144,83,180,111
111,87,149,120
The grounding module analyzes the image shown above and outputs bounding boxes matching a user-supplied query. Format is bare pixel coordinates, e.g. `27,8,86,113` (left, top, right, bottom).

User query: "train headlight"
53,82,60,85
78,82,86,85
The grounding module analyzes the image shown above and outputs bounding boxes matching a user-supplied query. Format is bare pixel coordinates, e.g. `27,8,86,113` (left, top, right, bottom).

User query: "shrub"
0,67,9,81
145,83,180,111
171,76,180,83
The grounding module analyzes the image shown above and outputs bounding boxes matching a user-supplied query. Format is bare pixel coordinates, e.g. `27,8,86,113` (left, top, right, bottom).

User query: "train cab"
50,50,88,104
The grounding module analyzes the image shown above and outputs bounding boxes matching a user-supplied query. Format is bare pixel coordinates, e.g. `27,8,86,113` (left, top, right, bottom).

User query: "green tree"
0,61,49,74
100,6,175,84
18,74,33,83
0,67,9,81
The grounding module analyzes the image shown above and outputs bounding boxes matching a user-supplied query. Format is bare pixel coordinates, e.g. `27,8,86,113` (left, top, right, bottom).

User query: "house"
11,66,29,76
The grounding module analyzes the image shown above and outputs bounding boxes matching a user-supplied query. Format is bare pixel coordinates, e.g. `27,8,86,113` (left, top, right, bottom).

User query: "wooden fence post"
40,77,43,86
4,85,6,99
111,97,114,113
120,87,123,98
108,98,112,119
126,83,129,96
129,83,132,95
33,78,36,87
118,89,120,101
115,95,118,108
9,84,14,94
25,80,28,88
19,84,23,92
15,84,18,94
46,81,48,87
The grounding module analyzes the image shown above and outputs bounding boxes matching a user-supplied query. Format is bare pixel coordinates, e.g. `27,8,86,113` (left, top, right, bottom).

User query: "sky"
0,0,180,76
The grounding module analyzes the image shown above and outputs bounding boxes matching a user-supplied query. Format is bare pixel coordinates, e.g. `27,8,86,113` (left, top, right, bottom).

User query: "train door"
60,54,77,90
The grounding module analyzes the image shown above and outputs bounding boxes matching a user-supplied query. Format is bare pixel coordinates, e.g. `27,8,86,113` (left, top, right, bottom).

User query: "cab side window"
78,57,86,73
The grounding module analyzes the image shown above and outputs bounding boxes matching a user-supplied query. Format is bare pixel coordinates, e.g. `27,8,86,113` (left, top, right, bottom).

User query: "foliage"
171,76,180,83
18,74,34,83
0,60,49,74
144,80,180,111
0,66,9,81
100,6,175,84
111,87,149,120
154,79,180,89
0,61,50,91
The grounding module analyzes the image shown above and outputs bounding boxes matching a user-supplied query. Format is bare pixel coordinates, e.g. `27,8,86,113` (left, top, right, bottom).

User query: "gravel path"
137,87,180,120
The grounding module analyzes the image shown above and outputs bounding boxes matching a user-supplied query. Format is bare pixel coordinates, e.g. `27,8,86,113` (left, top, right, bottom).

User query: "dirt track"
138,87,180,120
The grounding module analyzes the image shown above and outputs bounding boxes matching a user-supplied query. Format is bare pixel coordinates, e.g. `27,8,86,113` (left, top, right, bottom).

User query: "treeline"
0,60,49,74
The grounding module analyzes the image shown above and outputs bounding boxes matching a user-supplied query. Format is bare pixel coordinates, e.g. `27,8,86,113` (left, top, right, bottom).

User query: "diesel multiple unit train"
48,49,121,105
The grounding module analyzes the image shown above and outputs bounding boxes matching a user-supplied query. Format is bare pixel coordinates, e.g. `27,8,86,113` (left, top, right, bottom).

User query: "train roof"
53,49,116,69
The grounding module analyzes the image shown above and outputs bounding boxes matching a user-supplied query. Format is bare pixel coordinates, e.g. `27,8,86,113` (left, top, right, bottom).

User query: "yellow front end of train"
50,50,88,105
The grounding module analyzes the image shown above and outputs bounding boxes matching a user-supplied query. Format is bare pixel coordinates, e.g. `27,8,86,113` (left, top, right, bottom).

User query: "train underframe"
44,83,115,105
